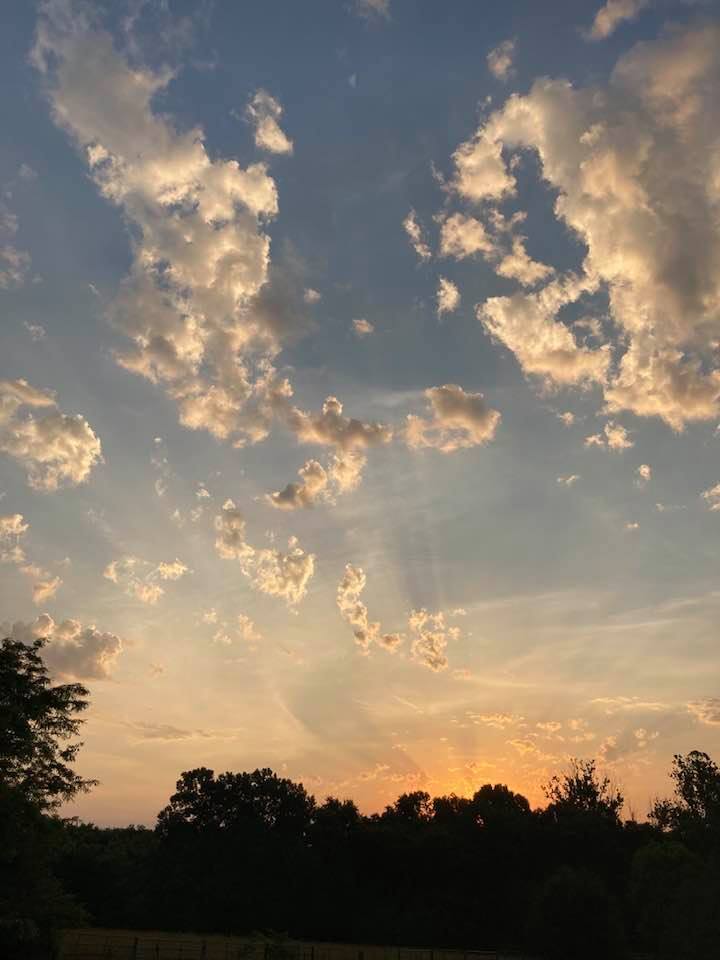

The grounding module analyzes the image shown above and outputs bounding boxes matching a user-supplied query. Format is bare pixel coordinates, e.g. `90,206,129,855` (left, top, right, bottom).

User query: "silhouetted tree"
0,636,95,809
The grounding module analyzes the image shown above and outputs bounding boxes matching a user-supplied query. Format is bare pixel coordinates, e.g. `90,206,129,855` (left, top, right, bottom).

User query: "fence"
58,930,517,960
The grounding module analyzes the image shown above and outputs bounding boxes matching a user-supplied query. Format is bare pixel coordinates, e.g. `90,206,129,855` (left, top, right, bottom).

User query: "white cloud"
588,0,649,41
635,463,651,488
337,563,403,653
487,39,515,81
445,24,720,428
246,89,293,155
104,555,189,604
495,237,553,287
266,459,330,510
32,576,62,605
0,379,102,491
303,287,321,304
0,203,31,289
701,483,720,511
557,474,580,486
214,499,315,605
33,2,292,449
403,209,431,262
625,521,640,530
687,698,720,725
436,277,460,317
409,609,461,672
439,212,494,260
584,420,634,451
405,384,501,453
352,317,374,337
1,614,123,680
557,411,576,427
286,395,392,453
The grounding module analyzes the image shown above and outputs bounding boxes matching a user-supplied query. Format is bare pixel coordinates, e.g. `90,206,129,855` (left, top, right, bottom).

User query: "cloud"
32,576,62,605
246,89,293,155
0,379,102,491
444,24,720,428
687,698,720,725
625,521,640,530
557,474,580,486
635,463,651,488
266,459,330,510
403,209,431,262
436,277,460,317
23,321,47,341
584,421,634,451
1,614,123,680
352,317,375,338
104,555,189,604
33,2,293,449
0,204,31,289
408,608,461,672
337,563,403,653
214,499,315,605
588,0,649,40
495,237,554,287
439,212,494,260
487,39,515,81
354,0,390,20
557,411,576,427
405,384,501,452
212,613,262,646
303,287,321,304
701,483,720,511
480,275,610,388
0,511,63,602
468,712,523,729
590,695,668,714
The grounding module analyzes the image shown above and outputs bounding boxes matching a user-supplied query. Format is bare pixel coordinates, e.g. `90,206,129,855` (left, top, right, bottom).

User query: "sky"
1,0,719,825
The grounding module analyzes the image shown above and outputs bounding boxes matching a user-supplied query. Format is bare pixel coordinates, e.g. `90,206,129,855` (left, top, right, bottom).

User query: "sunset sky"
1,0,719,825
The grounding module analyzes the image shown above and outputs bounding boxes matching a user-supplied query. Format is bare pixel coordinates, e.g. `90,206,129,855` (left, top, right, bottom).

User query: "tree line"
2,635,720,959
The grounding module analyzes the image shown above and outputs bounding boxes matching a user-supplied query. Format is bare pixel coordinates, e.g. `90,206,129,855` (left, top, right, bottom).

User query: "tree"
650,751,720,836
0,636,95,810
544,758,624,823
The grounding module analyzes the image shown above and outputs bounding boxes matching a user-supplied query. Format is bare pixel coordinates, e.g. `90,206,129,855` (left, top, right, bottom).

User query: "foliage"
0,635,95,810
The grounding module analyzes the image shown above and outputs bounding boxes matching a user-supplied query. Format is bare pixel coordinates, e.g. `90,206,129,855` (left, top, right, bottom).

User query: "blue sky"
1,0,719,824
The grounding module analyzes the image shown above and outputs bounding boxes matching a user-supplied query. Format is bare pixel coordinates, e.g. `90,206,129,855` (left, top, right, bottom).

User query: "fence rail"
58,930,520,960
58,928,657,960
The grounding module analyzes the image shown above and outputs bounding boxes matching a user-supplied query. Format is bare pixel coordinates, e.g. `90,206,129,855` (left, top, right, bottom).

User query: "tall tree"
0,636,95,810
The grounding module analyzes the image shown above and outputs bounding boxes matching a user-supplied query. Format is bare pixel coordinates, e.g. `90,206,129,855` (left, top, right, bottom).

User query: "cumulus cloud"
584,420,634,451
403,209,431,262
487,39,515,81
635,463,651,488
588,0,649,40
266,459,329,510
444,24,720,428
557,411,576,427
687,698,720,725
212,613,262,646
405,384,501,453
214,499,315,605
0,379,102,491
701,483,720,511
436,277,460,317
352,318,374,338
408,608,461,672
439,212,494,260
104,555,189,604
337,564,403,653
1,614,122,680
246,89,293,155
0,511,63,602
32,1,295,450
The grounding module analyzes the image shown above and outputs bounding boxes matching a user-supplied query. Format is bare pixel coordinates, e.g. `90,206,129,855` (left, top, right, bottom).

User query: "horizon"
1,0,720,829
